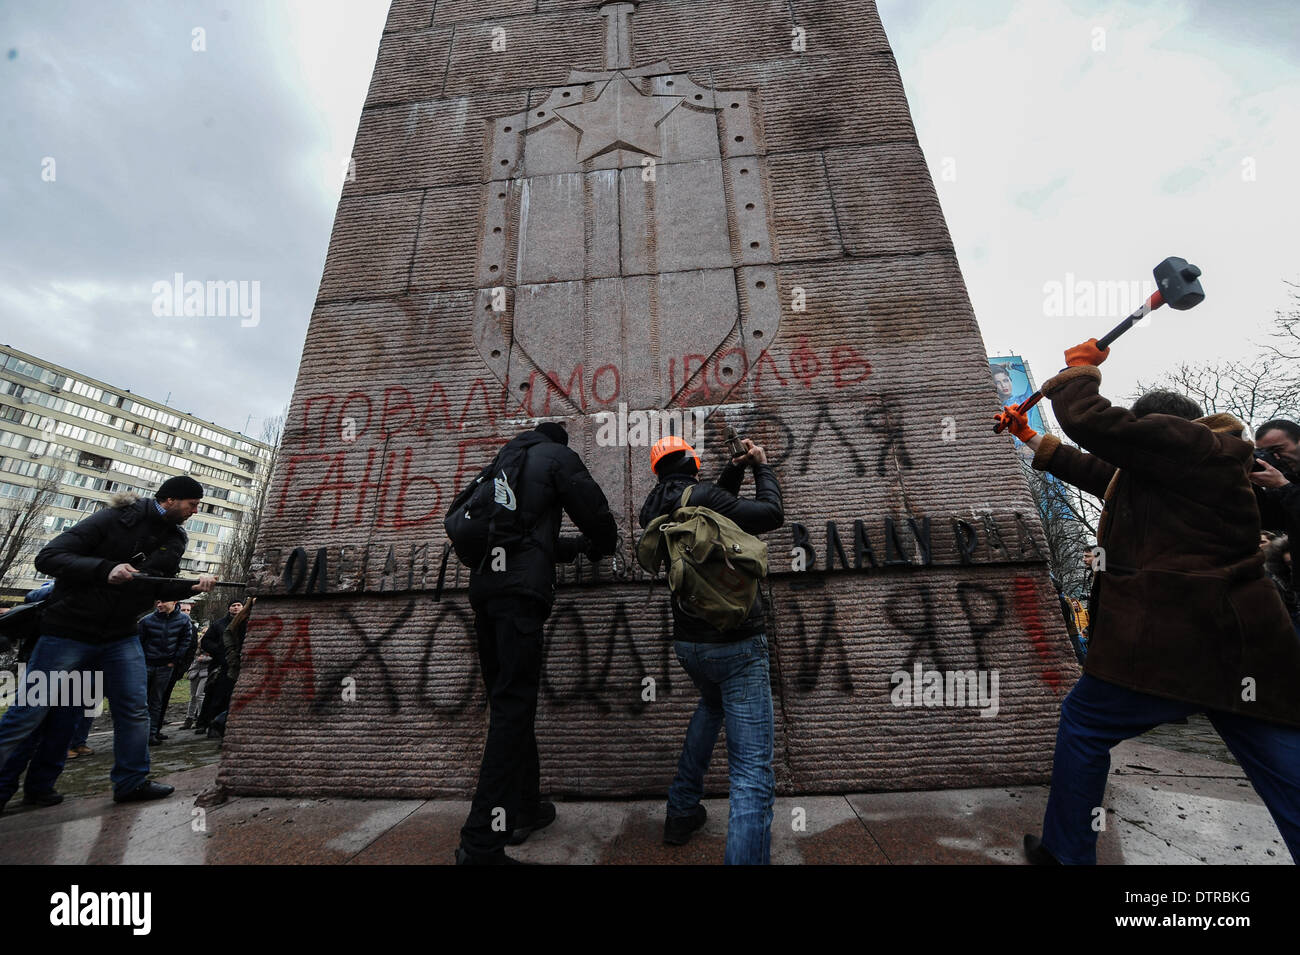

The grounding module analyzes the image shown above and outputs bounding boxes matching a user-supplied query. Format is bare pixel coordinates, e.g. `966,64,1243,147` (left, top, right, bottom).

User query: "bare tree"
0,466,65,590
223,411,285,587
1264,283,1300,363
1137,285,1300,430
1135,358,1300,428
1022,460,1097,596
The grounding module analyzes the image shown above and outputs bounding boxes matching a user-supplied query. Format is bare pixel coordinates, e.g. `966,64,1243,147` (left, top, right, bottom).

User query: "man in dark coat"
195,599,245,736
0,476,217,803
138,599,193,744
1000,340,1300,864
1251,418,1300,594
638,434,784,864
456,422,618,865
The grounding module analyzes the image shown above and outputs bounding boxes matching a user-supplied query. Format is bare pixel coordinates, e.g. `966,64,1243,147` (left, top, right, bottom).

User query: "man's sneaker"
66,749,80,760
664,804,707,846
1023,834,1061,866
113,781,175,804
193,724,209,735
180,719,193,730
155,732,169,741
454,847,524,865
72,745,93,757
507,801,557,846
148,736,164,746
22,789,63,808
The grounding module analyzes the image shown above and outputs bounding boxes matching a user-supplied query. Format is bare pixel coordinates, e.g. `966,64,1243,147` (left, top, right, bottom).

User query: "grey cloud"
0,0,375,433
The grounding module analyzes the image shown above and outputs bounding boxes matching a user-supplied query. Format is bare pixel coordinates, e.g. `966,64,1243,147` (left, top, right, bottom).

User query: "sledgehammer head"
1153,257,1205,311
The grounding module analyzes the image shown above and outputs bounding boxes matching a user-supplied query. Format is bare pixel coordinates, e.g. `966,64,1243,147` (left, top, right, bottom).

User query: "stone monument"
219,0,1077,798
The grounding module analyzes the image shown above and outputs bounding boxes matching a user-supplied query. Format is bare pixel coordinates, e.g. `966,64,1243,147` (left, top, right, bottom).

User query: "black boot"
22,789,63,808
113,781,175,804
664,804,708,846
507,801,557,846
1023,834,1061,865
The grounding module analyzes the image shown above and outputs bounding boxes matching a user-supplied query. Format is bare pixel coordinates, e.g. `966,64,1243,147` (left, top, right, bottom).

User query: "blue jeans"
68,711,95,749
0,705,79,803
1042,673,1300,864
668,633,775,865
0,635,151,796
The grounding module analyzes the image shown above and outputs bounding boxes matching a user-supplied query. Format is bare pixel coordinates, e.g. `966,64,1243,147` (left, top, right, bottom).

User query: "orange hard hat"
650,435,701,474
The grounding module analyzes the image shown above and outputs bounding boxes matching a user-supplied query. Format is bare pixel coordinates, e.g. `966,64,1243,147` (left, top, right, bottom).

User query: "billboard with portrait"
989,355,1046,458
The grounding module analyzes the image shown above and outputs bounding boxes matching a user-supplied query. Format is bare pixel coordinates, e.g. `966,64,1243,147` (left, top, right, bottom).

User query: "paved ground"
0,705,1289,863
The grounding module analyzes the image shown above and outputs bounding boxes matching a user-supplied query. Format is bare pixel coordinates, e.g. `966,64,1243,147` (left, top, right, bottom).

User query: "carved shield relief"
473,59,780,415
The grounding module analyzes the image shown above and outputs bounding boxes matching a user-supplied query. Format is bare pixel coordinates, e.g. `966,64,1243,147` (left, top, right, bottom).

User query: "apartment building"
0,344,274,600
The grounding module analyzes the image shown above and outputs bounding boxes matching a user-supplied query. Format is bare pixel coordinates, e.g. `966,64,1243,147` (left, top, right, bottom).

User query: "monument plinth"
220,0,1076,798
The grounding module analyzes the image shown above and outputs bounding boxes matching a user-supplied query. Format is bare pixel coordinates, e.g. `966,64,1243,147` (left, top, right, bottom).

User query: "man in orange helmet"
638,432,784,864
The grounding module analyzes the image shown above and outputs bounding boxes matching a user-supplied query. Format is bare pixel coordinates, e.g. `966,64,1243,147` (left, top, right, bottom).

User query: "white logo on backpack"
493,474,517,511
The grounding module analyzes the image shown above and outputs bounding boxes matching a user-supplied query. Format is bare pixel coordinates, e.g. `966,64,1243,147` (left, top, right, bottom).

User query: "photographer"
999,341,1300,865
1250,419,1300,596
1262,533,1298,636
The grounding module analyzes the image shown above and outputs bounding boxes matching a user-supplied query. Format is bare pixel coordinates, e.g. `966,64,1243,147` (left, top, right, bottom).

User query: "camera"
1253,446,1281,473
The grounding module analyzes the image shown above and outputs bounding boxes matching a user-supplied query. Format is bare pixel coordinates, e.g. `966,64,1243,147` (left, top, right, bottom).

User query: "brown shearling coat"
1033,365,1300,728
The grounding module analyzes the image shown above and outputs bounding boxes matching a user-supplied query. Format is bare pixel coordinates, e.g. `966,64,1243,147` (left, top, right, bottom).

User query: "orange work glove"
995,405,1037,442
1065,338,1110,367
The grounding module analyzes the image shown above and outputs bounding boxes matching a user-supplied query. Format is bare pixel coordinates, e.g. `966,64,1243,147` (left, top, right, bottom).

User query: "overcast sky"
1,0,1296,438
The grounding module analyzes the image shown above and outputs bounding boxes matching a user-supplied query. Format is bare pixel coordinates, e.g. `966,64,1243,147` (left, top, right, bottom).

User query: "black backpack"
0,600,45,664
443,441,536,571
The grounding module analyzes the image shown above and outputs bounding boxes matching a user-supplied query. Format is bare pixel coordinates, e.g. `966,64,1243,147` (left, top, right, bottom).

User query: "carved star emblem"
554,73,685,163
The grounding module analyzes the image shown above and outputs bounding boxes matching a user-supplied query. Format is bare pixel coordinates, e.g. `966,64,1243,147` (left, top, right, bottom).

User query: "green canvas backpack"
636,485,769,631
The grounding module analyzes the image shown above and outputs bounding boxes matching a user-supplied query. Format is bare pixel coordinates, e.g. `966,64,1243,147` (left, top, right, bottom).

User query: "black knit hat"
156,475,204,501
536,422,569,445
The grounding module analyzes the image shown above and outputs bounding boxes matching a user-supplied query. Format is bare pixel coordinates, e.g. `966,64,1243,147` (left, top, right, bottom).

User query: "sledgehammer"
993,256,1205,434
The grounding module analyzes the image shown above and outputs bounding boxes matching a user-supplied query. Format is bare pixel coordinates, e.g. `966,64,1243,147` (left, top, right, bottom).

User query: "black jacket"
467,430,619,612
224,617,249,683
1257,474,1300,591
201,615,230,663
175,614,199,671
638,461,784,643
35,494,196,643
138,607,193,666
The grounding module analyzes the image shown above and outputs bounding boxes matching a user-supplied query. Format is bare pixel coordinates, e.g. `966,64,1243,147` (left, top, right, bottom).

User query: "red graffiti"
1013,575,1062,690
303,380,503,449
296,346,875,449
831,345,872,388
540,364,587,415
591,364,620,404
233,615,316,712
276,449,443,530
